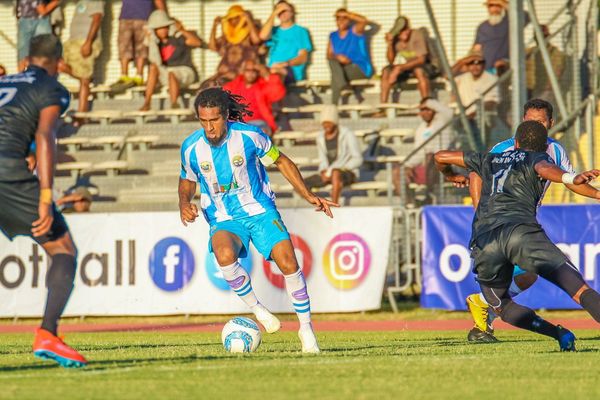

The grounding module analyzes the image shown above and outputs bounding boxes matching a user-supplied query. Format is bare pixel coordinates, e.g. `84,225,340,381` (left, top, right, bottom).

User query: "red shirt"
224,74,286,132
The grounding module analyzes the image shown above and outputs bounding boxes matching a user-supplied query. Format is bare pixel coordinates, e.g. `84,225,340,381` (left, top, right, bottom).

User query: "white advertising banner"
0,207,393,317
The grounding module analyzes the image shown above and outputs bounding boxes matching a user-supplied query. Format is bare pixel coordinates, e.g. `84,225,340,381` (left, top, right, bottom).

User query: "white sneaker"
252,304,281,334
298,324,320,353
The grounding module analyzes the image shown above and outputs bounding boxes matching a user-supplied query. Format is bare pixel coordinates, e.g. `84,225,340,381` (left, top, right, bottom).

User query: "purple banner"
421,205,600,310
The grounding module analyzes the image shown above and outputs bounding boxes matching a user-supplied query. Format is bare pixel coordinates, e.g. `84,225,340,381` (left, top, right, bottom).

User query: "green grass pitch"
2,329,600,400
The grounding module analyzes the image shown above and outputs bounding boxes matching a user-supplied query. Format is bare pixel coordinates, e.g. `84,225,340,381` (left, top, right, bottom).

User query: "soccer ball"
221,317,262,353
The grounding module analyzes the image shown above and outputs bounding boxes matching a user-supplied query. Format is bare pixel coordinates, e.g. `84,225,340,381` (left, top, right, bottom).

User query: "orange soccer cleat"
32,328,88,368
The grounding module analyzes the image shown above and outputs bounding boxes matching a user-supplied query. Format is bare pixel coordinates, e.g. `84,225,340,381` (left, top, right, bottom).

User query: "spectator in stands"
16,0,60,71
110,0,167,93
49,2,63,36
453,49,499,148
259,1,313,85
207,5,262,85
393,98,454,198
140,10,202,111
56,186,93,213
59,0,104,126
377,16,437,110
327,8,374,105
471,0,529,75
303,105,363,204
526,25,565,104
453,49,499,118
223,59,286,136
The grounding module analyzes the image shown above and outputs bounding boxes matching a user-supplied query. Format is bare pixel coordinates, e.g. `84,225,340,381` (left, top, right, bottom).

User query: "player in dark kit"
0,35,87,367
434,120,600,351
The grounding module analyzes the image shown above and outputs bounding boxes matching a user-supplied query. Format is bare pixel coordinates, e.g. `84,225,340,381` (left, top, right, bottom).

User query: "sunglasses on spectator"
467,60,484,66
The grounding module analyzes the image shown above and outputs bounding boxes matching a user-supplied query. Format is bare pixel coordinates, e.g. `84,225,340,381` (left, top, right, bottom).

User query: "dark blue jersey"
464,149,552,241
0,65,69,181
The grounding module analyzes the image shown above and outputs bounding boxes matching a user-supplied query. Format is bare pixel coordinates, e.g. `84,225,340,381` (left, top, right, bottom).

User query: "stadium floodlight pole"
509,0,526,131
525,0,569,122
422,0,478,151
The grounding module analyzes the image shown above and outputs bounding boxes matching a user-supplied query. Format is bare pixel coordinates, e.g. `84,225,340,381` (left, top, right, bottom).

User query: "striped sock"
284,269,311,326
220,262,258,308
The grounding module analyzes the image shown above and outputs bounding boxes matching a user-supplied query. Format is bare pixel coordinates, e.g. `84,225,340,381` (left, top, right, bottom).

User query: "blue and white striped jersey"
490,136,574,202
180,121,281,223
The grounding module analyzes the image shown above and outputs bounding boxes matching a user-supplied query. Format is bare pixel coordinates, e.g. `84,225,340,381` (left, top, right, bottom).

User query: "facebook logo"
149,237,195,291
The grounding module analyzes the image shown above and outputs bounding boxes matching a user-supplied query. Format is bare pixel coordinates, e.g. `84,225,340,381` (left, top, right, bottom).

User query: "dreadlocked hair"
193,87,253,121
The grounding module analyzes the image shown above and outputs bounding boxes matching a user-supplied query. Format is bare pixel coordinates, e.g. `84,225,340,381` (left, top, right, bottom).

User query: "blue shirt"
180,122,281,224
267,24,313,81
329,27,373,77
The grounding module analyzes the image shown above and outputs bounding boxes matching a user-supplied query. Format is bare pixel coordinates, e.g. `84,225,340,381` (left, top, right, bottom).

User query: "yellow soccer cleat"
467,293,496,342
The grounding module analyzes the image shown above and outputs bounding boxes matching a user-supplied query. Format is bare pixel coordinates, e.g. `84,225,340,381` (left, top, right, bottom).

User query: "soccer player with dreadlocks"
178,87,338,353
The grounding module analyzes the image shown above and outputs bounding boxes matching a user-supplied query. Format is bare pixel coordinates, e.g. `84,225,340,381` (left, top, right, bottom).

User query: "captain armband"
259,145,281,166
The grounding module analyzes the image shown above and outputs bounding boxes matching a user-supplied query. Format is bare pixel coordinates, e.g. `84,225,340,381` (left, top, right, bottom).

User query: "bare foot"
139,103,151,111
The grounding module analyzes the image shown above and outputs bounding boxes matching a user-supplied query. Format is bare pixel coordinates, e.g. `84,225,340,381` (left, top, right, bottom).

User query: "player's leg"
467,267,538,342
0,179,87,366
541,263,600,323
211,229,258,308
270,240,319,353
210,224,280,333
252,210,318,352
479,283,574,350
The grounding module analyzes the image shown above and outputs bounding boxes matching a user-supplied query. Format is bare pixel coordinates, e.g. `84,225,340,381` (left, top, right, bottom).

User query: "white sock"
478,293,489,305
284,269,312,326
220,261,258,308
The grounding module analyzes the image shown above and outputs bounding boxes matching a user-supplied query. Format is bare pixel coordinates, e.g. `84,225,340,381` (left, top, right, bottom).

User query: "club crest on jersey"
232,154,245,167
200,161,212,172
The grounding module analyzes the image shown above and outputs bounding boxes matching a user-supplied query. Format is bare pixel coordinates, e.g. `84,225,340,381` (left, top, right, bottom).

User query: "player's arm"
564,182,600,200
274,152,339,218
535,161,600,186
469,172,483,208
32,105,61,237
178,178,199,226
433,150,470,187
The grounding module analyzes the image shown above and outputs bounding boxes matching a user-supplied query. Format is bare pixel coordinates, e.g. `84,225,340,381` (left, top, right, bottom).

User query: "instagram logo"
323,233,371,290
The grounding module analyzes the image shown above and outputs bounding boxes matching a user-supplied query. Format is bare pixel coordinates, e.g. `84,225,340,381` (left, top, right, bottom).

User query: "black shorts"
471,223,569,288
0,178,69,244
393,63,439,84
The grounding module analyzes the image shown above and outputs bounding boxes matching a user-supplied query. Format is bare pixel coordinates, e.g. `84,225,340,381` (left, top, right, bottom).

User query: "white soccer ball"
221,317,262,353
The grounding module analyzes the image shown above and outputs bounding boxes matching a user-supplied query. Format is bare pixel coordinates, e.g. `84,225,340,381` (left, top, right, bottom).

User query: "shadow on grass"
0,353,225,373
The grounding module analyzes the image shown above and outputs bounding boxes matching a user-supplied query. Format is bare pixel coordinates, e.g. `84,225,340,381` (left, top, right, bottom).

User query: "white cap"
320,104,339,125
